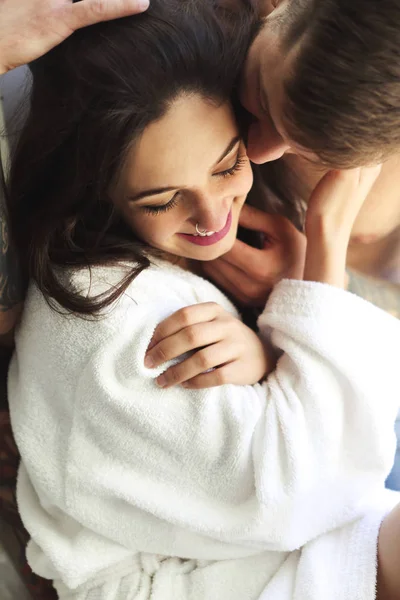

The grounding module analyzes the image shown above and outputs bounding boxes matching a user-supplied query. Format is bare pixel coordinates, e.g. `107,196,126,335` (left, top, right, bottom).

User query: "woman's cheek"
136,213,185,247
123,213,156,245
236,162,254,197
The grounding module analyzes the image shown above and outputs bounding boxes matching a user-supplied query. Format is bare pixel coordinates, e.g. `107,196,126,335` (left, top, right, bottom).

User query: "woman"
7,0,400,598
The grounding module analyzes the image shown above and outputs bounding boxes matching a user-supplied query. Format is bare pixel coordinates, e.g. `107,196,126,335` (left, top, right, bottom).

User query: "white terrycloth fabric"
8,259,400,600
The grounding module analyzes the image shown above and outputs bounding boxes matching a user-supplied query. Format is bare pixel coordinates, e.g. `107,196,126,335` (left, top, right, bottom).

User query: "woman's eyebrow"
129,185,177,202
128,136,241,202
214,135,240,165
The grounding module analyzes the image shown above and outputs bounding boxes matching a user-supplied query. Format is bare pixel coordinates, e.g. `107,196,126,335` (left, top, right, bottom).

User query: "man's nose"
247,119,290,164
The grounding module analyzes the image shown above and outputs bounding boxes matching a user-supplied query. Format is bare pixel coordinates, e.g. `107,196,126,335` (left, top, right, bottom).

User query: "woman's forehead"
122,96,238,191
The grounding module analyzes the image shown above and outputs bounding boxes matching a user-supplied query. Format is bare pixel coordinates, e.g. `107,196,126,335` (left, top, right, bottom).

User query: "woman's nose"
193,195,230,233
247,119,290,164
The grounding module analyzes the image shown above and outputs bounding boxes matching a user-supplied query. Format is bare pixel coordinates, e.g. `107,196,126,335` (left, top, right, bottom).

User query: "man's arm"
346,269,400,320
0,0,149,75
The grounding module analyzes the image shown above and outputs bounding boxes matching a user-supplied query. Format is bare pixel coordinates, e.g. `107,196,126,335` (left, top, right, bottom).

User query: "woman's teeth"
193,231,216,237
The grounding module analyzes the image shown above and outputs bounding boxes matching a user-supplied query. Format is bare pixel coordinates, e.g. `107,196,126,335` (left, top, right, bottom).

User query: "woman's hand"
0,0,149,74
144,302,275,389
304,166,382,288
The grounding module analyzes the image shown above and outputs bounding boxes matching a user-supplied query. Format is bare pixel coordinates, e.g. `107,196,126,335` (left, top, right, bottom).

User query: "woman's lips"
178,211,232,246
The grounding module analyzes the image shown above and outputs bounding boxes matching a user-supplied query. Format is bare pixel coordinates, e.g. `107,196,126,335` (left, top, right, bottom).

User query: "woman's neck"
157,251,201,276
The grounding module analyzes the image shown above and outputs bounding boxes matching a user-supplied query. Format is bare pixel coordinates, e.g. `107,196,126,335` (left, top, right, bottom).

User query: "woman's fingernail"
144,355,154,368
157,375,167,387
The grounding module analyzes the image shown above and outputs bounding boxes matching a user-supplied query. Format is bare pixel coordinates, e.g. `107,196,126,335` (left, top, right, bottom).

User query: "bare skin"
215,0,400,315
203,155,400,314
377,504,400,600
284,153,400,283
0,0,149,74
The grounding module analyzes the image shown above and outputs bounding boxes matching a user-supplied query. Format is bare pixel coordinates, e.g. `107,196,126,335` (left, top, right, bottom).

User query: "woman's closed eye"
142,194,180,216
214,153,248,179
141,152,248,216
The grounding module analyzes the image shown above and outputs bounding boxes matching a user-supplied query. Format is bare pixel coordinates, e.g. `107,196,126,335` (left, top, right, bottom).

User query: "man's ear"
258,0,284,18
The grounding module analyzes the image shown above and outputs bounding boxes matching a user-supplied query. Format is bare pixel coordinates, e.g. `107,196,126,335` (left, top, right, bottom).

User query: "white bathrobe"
8,259,400,600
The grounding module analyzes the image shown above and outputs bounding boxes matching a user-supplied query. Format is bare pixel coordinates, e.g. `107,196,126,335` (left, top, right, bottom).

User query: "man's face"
240,0,317,164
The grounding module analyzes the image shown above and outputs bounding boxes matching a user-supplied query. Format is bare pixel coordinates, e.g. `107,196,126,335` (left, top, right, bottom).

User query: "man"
202,0,400,317
0,0,399,331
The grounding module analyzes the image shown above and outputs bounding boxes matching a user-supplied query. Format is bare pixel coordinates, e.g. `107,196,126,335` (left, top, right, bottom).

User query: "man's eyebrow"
128,136,241,202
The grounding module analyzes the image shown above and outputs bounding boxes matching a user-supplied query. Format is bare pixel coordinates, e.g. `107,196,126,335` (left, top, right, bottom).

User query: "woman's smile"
178,209,232,246
115,95,253,263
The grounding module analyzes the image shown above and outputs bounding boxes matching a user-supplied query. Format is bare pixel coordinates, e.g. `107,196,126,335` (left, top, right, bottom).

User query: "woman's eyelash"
141,155,247,215
216,155,247,178
142,194,179,216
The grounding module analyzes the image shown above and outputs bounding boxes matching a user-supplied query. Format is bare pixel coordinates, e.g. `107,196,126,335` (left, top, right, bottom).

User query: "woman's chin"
190,234,236,261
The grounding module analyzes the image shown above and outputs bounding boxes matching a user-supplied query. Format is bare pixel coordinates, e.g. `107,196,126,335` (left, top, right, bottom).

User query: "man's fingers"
203,258,272,306
0,0,150,73
201,263,249,306
69,0,149,31
239,205,306,254
216,238,289,282
238,204,286,236
147,302,222,351
239,204,270,231
220,239,274,273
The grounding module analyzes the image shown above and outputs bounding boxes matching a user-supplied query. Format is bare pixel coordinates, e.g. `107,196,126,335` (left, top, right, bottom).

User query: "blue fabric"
386,413,400,491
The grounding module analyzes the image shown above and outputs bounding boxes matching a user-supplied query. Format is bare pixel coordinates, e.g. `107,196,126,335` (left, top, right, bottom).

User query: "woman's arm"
53,166,400,554
12,167,399,560
55,284,400,556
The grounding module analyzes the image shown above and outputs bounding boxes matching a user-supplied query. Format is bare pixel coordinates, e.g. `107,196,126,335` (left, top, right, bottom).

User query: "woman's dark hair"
7,0,298,315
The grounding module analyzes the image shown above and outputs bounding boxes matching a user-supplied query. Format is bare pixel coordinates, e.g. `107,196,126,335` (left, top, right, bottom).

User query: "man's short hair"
280,0,400,168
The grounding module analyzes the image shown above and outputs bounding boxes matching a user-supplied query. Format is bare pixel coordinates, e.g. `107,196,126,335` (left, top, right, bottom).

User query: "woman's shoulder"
13,260,239,383
68,258,237,312
21,259,238,343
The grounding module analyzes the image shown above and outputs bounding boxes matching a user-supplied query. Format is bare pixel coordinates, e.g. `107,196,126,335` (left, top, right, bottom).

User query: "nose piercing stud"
195,223,215,237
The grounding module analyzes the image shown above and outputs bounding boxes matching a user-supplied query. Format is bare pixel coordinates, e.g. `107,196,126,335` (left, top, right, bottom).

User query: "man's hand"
0,0,149,74
303,166,381,288
201,204,306,308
